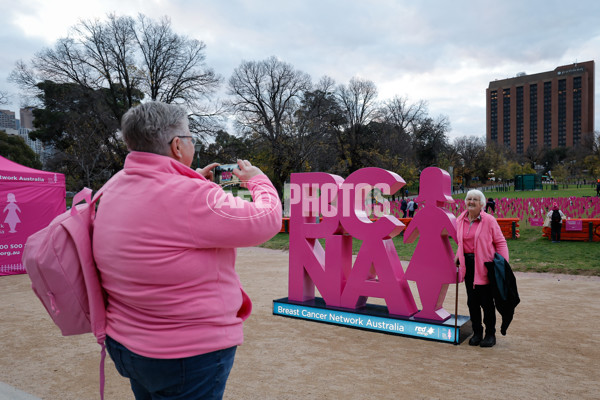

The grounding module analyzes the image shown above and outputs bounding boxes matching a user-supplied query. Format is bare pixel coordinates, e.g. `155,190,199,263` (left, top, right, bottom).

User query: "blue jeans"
106,336,236,400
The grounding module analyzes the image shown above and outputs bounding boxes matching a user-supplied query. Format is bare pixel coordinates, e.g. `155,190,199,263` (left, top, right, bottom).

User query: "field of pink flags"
390,196,600,225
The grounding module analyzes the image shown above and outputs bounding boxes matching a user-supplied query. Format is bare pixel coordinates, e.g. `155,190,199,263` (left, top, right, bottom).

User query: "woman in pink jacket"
455,189,509,348
93,101,282,399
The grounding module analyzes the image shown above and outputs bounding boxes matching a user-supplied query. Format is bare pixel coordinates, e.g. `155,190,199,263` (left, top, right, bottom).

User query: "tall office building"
20,107,35,129
487,60,594,154
0,109,17,130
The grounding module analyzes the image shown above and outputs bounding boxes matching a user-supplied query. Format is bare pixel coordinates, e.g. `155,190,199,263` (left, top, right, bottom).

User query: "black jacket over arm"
485,253,520,335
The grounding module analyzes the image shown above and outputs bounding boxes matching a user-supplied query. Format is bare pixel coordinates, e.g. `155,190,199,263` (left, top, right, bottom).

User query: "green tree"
540,147,569,172
30,81,143,189
412,116,451,170
294,77,346,173
197,130,253,168
584,154,600,179
452,136,485,186
551,164,569,184
0,131,42,169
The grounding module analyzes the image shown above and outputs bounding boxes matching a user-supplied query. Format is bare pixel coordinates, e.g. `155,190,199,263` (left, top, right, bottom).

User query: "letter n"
288,172,350,305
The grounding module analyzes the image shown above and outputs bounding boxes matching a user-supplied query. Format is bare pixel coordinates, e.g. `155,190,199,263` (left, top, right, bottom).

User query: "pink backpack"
22,187,107,399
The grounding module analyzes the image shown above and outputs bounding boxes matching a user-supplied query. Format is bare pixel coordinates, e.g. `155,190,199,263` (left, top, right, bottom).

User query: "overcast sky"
1,0,600,141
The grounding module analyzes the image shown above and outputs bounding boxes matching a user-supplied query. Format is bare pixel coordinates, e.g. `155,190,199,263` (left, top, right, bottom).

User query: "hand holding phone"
232,159,263,187
196,163,220,182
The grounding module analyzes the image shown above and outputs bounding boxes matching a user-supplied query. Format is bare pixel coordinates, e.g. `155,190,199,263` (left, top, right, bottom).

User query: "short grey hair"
465,189,486,206
120,101,189,155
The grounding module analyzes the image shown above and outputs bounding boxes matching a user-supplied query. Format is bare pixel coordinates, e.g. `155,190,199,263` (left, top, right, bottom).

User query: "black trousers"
551,222,561,242
464,253,496,336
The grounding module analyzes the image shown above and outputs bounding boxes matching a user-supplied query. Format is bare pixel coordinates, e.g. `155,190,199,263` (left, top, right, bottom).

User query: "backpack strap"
99,343,106,400
92,187,107,400
71,188,93,216
63,188,107,400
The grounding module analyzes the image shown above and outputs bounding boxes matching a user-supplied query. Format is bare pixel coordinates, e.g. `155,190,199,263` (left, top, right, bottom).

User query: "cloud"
1,0,600,139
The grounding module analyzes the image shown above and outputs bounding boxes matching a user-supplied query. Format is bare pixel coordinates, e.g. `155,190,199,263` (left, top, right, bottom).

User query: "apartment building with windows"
487,60,594,153
0,109,17,130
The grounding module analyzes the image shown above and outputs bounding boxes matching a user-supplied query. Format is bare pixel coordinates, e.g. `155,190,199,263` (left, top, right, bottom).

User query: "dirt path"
1,247,598,399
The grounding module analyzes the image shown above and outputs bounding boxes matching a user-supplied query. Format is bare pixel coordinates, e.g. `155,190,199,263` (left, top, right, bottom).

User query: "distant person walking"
407,199,417,218
485,197,496,214
596,181,600,197
400,198,408,218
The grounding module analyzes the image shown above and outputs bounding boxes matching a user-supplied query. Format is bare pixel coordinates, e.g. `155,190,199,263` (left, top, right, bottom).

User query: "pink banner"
529,217,544,226
0,156,65,276
565,220,583,231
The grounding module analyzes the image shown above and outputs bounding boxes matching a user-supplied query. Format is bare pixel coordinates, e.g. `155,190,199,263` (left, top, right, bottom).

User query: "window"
543,81,552,147
558,79,566,147
573,77,582,145
529,84,537,147
516,86,524,154
490,90,498,142
503,88,511,147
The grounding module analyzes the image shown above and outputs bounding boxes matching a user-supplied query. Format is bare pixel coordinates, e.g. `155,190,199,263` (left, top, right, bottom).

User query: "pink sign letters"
288,167,458,321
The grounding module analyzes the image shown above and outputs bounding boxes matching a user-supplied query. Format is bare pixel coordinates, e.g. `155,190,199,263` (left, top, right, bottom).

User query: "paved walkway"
0,383,41,400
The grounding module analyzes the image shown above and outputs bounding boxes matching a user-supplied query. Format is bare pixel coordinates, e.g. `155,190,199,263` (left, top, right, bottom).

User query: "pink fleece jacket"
93,152,282,359
456,210,509,286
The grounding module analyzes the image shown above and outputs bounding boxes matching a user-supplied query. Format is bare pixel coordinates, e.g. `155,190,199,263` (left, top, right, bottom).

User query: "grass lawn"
261,186,600,276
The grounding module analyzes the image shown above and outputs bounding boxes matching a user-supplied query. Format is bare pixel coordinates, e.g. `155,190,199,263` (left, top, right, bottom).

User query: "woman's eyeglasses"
169,136,198,146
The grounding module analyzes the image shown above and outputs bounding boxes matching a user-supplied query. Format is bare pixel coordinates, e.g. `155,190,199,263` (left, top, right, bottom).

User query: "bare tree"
8,61,39,103
334,77,379,173
11,13,222,135
381,96,427,133
9,13,223,188
228,56,312,194
337,77,378,129
134,15,223,136
135,15,220,105
73,15,140,109
0,90,9,105
378,96,428,165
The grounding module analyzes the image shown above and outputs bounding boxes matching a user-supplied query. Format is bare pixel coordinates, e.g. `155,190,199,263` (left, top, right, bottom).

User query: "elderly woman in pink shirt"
455,189,509,348
94,101,282,399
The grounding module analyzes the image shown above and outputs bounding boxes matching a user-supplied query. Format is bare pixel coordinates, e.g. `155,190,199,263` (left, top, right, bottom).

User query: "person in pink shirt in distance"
93,101,282,400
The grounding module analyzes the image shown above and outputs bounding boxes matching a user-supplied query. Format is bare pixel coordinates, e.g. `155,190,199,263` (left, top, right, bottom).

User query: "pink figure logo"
3,193,22,233
403,167,457,321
